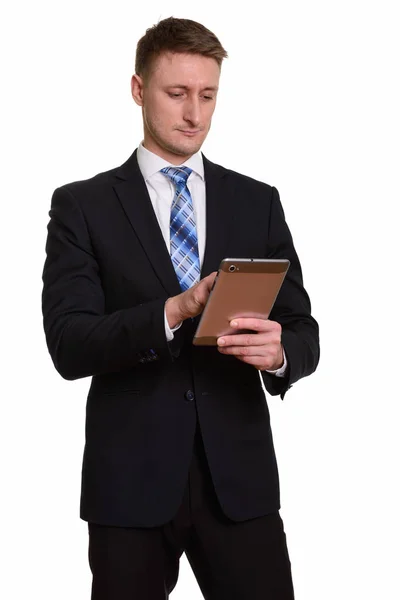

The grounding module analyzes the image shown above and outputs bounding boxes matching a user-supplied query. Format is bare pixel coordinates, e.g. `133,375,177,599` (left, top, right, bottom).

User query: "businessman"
42,17,319,600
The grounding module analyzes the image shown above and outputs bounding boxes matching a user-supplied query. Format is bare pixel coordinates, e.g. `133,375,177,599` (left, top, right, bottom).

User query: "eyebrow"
166,85,219,92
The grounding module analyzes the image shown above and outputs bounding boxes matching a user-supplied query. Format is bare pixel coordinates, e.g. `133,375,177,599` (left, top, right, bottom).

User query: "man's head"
131,17,228,164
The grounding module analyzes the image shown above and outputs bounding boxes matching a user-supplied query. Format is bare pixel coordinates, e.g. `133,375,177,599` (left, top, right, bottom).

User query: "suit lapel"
201,154,232,277
113,150,181,297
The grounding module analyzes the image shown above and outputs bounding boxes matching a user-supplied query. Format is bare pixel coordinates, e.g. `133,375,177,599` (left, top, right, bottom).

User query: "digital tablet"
192,258,290,346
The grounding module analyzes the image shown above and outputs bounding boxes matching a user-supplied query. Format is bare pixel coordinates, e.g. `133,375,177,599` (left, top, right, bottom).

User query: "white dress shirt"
136,142,287,377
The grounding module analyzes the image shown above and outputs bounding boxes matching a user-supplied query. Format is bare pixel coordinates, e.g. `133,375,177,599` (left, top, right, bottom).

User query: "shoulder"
203,155,278,209
53,164,121,199
203,155,275,194
50,150,140,211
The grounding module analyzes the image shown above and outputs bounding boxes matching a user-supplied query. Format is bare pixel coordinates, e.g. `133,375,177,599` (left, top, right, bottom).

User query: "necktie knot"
160,166,192,188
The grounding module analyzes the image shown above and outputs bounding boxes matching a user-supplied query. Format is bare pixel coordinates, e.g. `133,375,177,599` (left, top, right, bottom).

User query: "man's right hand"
165,271,218,329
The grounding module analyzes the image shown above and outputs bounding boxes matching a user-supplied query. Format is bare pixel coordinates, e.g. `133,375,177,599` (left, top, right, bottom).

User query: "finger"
218,344,266,357
217,332,273,347
202,271,218,292
208,271,218,287
229,318,281,333
205,271,217,282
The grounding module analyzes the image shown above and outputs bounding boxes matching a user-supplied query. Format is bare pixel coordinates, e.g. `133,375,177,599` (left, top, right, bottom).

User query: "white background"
1,0,399,598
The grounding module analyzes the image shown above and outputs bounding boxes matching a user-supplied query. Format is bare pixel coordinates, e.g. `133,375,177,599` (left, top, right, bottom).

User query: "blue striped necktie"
160,166,200,292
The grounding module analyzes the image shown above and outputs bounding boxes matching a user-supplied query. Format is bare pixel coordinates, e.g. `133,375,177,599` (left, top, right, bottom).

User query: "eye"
202,95,214,101
168,92,183,98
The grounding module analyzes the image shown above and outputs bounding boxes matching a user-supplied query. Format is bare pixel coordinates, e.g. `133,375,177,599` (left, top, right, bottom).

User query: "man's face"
131,52,220,164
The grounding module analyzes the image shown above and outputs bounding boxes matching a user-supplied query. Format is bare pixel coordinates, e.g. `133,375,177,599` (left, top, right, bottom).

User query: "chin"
170,139,203,158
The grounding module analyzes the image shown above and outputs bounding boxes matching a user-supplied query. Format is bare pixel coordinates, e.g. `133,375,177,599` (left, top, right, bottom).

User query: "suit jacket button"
184,390,195,402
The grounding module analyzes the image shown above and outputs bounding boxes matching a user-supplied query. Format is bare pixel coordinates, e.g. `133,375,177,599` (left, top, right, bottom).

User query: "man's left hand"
217,318,284,371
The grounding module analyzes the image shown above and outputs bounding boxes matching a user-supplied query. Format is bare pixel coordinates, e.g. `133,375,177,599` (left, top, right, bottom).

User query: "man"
42,17,319,600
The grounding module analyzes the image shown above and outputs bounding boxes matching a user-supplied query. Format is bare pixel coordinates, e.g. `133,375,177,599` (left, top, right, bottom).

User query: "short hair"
135,17,228,81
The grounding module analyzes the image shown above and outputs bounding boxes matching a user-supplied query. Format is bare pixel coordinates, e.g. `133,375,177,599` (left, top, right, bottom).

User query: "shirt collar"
137,141,205,181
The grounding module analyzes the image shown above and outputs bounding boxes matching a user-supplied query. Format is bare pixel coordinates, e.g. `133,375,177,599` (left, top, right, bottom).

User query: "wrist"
165,297,184,329
269,346,287,373
275,346,285,369
268,345,284,371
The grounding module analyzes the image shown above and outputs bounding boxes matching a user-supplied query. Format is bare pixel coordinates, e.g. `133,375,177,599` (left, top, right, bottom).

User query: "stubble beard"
144,114,206,159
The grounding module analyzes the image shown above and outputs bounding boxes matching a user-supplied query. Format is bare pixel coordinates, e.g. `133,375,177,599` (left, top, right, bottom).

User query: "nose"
183,97,201,128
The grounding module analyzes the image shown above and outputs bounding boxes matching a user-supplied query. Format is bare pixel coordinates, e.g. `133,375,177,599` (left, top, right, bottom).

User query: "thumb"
206,271,218,289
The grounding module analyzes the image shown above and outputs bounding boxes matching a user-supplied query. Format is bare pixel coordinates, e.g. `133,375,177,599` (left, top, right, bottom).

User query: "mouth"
177,130,201,137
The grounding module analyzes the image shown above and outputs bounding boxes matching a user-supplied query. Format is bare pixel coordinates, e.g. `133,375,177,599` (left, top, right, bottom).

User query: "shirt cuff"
264,347,287,378
164,308,183,342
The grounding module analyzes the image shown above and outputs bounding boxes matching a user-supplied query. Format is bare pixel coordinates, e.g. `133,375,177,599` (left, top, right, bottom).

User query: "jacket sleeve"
261,187,320,399
42,186,173,381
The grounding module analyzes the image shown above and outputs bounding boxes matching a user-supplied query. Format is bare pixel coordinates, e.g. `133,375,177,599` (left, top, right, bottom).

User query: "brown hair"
135,17,228,81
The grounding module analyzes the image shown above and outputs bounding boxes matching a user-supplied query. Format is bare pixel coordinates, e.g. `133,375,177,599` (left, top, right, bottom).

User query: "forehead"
149,52,220,87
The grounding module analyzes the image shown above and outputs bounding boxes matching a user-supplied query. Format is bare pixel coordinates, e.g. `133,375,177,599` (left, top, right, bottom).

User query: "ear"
131,74,144,106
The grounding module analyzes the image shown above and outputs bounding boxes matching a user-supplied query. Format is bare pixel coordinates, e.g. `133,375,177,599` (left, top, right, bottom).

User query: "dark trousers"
88,425,295,599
